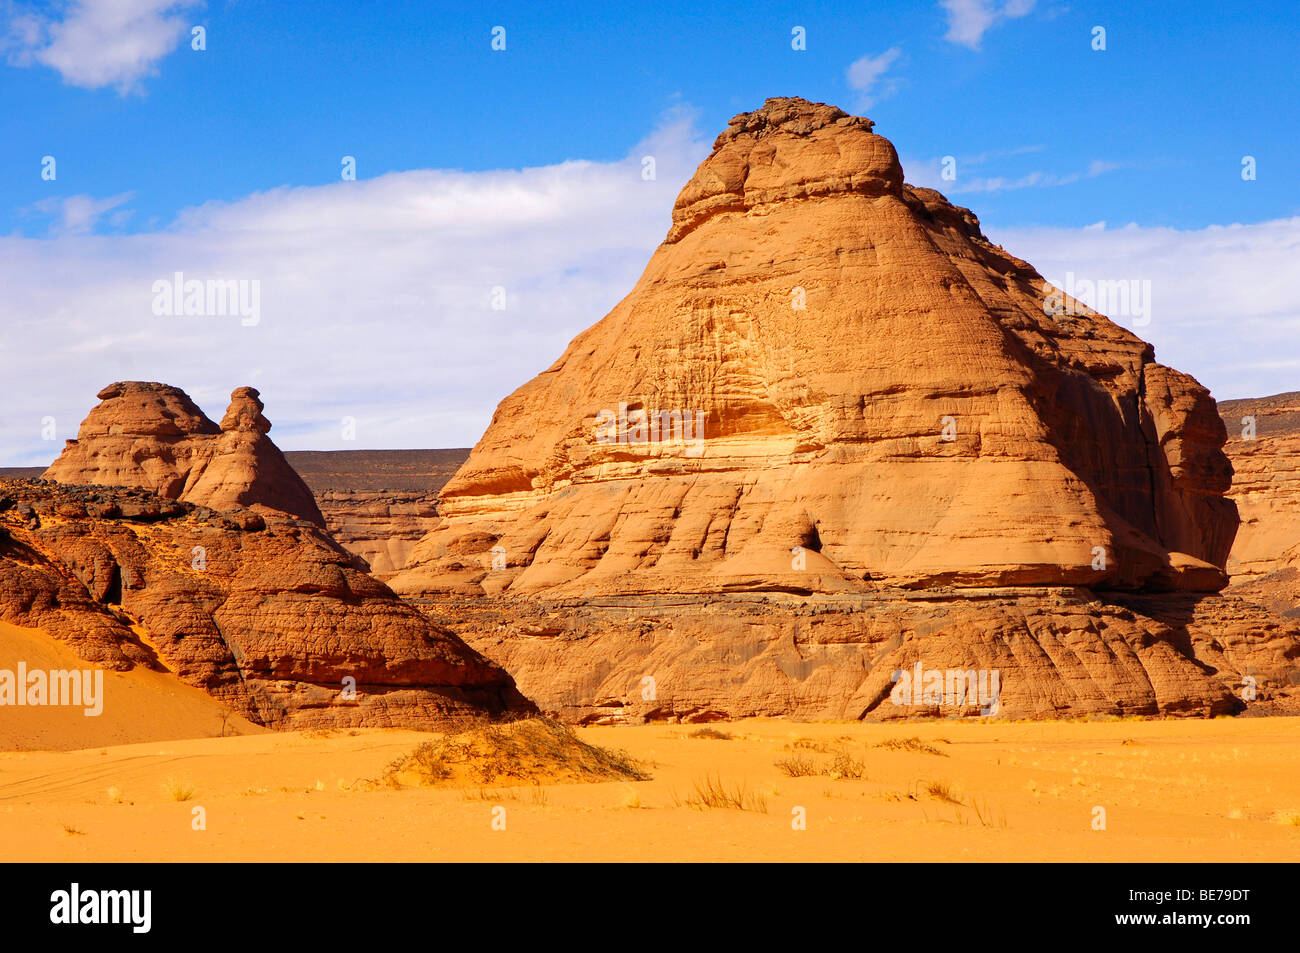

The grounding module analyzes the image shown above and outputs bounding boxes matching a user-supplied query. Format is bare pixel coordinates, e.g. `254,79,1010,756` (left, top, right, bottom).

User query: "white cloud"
940,0,1036,50
988,217,1300,401
845,47,902,110
904,154,1123,193
0,107,710,465
28,192,135,234
4,0,201,93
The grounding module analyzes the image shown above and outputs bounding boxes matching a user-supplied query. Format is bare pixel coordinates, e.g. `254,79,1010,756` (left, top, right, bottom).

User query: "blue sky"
1,0,1298,463
4,0,1297,234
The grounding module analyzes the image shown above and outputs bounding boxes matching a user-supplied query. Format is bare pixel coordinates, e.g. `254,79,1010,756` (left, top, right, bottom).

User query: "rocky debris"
43,382,325,527
0,478,533,729
1219,392,1300,616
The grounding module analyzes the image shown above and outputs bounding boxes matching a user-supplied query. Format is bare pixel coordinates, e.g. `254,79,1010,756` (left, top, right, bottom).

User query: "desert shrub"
689,727,733,740
386,717,648,788
775,754,819,777
827,750,866,780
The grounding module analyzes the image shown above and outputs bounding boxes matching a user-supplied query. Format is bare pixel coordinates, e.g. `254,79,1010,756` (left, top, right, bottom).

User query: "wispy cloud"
3,0,202,94
954,159,1123,193
845,47,903,110
940,0,1036,50
905,153,1122,194
27,192,135,234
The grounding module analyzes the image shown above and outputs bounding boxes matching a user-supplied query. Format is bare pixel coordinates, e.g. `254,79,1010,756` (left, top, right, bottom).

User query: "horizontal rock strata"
1219,392,1300,616
414,591,1300,723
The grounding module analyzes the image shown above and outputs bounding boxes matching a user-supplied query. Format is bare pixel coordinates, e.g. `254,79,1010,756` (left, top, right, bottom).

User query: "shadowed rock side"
44,382,326,526
1219,392,1300,616
0,479,533,729
388,97,1299,720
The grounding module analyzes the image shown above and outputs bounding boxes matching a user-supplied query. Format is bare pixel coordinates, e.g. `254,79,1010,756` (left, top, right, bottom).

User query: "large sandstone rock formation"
388,97,1299,720
44,382,325,526
0,478,532,729
393,98,1234,600
1219,392,1300,616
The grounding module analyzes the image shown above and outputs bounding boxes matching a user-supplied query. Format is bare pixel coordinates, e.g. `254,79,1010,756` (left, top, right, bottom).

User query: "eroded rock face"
0,479,533,729
391,98,1237,600
416,591,1300,723
44,382,325,526
1220,393,1300,616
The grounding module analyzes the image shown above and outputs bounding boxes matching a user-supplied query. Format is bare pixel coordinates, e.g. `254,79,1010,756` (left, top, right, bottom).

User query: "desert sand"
4,715,1297,862
0,621,263,752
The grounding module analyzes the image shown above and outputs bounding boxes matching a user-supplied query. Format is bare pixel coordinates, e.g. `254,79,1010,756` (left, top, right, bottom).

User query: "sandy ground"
3,715,1298,862
0,621,262,751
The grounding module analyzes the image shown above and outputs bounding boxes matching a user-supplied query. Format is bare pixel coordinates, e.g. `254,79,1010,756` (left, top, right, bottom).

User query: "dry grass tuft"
163,778,195,802
680,774,768,813
386,717,649,788
923,779,963,804
877,736,947,757
689,727,734,740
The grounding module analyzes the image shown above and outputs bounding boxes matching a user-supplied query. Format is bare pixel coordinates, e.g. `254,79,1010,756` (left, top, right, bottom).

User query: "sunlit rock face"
392,97,1236,601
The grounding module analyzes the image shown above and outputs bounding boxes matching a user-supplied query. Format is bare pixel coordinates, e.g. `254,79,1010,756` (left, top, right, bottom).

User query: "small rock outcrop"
0,479,534,729
44,382,325,526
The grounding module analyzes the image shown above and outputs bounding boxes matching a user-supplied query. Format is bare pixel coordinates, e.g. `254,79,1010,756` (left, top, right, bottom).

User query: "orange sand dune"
0,621,262,752
2,716,1297,862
